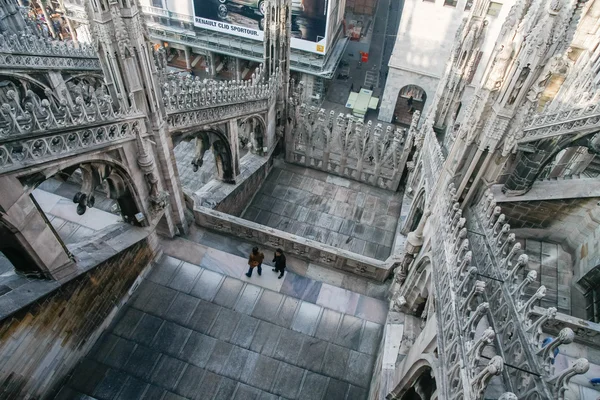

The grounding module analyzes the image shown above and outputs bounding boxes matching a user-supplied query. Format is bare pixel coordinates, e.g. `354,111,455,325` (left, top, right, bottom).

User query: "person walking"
407,95,414,107
272,248,286,279
245,247,264,278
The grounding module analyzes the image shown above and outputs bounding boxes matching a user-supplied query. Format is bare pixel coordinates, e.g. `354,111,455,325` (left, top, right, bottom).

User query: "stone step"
57,255,387,400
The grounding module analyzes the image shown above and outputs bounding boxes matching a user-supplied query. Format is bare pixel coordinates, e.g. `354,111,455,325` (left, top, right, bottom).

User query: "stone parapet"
193,206,393,282
530,305,600,350
0,224,156,399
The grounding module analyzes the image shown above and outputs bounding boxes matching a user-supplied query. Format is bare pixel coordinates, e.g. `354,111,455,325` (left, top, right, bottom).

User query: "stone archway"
394,85,427,126
239,115,267,156
387,358,438,400
0,159,143,279
403,186,426,234
503,130,600,196
172,128,237,195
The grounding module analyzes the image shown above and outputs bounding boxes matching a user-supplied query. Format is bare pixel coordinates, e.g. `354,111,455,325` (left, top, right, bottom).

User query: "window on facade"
487,2,502,16
444,0,458,6
585,286,600,323
580,265,600,323
152,0,162,8
423,0,435,3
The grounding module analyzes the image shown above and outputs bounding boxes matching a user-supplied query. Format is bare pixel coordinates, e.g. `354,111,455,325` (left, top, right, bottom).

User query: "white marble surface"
316,283,361,315
382,323,404,369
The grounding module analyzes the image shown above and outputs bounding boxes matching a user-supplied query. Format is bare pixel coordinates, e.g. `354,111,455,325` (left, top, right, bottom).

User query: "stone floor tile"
363,242,379,258
346,384,368,400
89,333,118,364
144,385,167,399
188,300,221,334
189,269,224,301
115,376,149,400
297,371,329,400
112,307,144,339
252,290,284,321
173,364,205,398
250,321,283,357
334,314,364,351
354,295,388,325
179,331,217,368
234,283,262,314
134,282,178,318
231,314,260,348
150,355,187,391
291,301,322,336
209,307,241,342
68,359,107,394
214,376,239,400
103,337,136,370
280,274,322,304
324,377,350,399
147,256,181,286
221,347,252,380
345,350,375,388
316,283,360,315
245,354,279,391
205,341,234,374
296,336,327,372
167,262,203,293
93,368,127,400
163,391,188,400
321,343,350,380
128,313,163,347
197,370,223,400
272,363,304,399
151,321,192,357
273,329,304,364
375,245,391,261
273,295,300,329
314,309,343,342
213,277,245,308
358,321,384,356
233,383,261,400
341,275,369,295
256,391,279,400
122,346,161,381
166,292,201,326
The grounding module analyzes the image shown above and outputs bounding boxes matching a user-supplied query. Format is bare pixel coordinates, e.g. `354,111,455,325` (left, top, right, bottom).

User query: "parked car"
218,0,266,16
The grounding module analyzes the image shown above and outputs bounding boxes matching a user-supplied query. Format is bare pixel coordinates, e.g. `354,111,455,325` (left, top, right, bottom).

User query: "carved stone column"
228,119,241,178
184,46,192,71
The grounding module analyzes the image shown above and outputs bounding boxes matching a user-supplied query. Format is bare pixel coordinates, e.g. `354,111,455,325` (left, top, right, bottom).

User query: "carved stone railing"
160,62,275,114
0,88,135,141
460,187,591,399
0,116,144,173
193,206,393,282
0,27,101,70
289,105,407,190
427,181,516,400
530,306,600,350
424,126,446,177
166,98,269,132
520,103,600,143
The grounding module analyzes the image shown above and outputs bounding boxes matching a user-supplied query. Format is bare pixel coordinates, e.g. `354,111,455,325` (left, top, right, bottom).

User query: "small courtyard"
242,161,403,261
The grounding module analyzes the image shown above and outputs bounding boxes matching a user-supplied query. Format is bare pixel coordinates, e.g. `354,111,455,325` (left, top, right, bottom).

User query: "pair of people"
245,247,286,279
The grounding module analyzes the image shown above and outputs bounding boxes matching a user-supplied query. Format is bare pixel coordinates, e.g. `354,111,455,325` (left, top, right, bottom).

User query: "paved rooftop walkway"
243,161,403,261
57,235,388,400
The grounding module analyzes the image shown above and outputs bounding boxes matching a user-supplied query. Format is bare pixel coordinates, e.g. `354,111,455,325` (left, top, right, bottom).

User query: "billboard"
192,0,330,54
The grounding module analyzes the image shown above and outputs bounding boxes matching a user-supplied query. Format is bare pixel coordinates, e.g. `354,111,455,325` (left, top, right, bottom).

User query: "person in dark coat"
245,247,264,278
407,95,414,107
272,248,286,279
